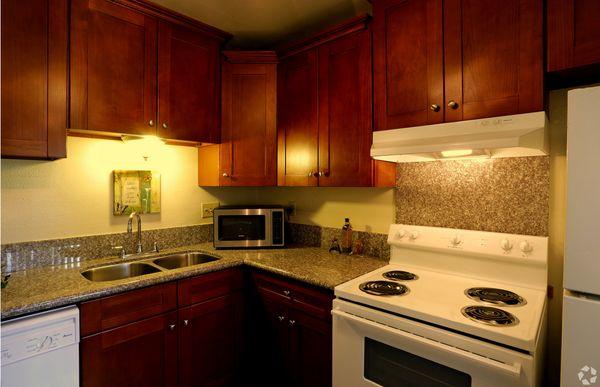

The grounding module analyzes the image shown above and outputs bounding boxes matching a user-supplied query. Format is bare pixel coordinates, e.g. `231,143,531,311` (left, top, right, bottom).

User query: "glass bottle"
341,218,353,254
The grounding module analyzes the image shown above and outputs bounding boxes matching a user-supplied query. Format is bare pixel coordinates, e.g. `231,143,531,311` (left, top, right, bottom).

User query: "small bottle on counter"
341,218,353,254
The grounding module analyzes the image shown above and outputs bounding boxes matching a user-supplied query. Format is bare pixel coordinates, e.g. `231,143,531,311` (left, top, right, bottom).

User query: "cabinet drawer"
178,268,244,307
80,283,177,337
253,271,333,320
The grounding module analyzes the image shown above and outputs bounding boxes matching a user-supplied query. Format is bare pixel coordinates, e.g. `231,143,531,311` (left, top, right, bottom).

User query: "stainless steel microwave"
213,206,285,248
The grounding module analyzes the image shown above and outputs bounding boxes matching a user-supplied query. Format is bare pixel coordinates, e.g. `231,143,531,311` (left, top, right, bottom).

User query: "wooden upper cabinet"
220,52,277,186
373,0,444,131
277,49,319,187
70,0,157,135
318,28,373,187
372,0,543,127
443,0,543,122
548,0,600,73
158,21,221,143
1,0,67,159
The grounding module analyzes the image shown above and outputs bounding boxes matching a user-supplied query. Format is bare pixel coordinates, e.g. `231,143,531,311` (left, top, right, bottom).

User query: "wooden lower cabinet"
81,311,178,387
250,271,333,387
179,293,244,387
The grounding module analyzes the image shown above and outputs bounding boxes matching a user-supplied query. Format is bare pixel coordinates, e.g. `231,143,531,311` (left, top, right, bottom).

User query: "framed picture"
113,170,161,215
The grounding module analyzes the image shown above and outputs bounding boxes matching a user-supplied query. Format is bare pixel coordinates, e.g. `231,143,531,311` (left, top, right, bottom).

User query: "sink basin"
152,252,219,270
81,262,161,282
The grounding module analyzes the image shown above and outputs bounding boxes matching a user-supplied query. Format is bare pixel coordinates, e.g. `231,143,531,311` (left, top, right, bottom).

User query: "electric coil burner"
382,270,419,281
461,306,519,327
466,287,526,306
359,281,409,296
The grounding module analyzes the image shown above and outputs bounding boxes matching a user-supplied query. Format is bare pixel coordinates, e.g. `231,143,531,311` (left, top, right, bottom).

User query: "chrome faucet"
127,212,143,254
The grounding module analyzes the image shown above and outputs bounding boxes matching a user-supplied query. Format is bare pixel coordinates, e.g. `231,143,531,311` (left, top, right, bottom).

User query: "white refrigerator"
561,85,600,387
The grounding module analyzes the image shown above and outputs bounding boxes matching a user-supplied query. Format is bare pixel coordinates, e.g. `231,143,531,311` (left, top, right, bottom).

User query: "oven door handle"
332,309,523,379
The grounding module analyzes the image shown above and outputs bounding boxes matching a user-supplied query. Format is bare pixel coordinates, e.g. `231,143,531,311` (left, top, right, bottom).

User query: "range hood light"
441,149,473,158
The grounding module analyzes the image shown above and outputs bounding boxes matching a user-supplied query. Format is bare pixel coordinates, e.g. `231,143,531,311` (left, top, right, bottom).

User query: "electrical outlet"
202,202,219,219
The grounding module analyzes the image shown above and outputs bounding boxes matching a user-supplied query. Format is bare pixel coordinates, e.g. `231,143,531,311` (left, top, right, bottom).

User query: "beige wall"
0,136,395,244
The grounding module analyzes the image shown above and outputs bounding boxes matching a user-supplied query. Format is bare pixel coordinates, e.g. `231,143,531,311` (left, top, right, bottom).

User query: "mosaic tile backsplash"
395,156,550,236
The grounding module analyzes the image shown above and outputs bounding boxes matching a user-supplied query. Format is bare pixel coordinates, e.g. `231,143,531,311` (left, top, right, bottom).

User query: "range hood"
371,111,548,163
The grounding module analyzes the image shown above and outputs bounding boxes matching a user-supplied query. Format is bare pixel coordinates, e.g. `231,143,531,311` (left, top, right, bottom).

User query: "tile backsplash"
395,156,550,236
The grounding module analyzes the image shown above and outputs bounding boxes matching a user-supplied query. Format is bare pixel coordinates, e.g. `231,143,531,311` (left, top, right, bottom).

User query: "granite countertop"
1,243,387,320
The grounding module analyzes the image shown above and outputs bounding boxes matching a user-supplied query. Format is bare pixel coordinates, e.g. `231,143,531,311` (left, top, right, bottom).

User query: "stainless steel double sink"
81,252,219,282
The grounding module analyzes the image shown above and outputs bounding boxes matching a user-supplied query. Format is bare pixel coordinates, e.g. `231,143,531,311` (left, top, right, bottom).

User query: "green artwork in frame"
113,170,161,215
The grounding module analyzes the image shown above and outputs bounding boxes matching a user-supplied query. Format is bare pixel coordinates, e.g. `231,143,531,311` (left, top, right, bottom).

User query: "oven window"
364,338,472,387
218,215,266,241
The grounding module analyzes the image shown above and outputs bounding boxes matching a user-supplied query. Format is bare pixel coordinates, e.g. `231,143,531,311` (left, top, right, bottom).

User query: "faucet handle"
153,242,160,253
112,245,126,259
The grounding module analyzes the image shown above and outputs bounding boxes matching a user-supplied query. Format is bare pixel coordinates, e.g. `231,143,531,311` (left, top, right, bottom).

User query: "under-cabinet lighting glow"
440,149,474,158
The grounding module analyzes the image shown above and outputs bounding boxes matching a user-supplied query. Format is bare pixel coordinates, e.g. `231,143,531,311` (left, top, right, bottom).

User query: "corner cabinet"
373,0,543,130
547,0,600,74
1,0,68,159
277,15,396,187
198,51,278,187
70,0,228,142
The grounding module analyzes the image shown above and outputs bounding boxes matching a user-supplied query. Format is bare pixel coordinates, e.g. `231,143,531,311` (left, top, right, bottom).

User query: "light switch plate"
202,202,219,218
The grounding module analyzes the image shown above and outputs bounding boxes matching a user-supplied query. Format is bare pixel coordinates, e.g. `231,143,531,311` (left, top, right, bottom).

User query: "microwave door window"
218,215,266,241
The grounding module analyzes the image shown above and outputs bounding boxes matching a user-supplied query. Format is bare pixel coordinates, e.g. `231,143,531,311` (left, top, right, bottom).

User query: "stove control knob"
409,231,420,240
500,238,513,252
450,235,462,246
395,230,407,240
519,240,533,253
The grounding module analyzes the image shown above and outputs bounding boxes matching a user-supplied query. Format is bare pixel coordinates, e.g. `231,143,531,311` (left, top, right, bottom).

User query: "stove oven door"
332,305,536,387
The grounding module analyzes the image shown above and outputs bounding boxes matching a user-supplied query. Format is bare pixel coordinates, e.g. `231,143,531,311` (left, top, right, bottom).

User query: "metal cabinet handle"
222,172,229,178
447,100,459,110
430,104,440,112
148,120,155,127
289,319,296,326
283,290,291,297
277,315,286,322
169,324,176,331
183,319,189,327
318,171,329,177
308,171,314,177
162,122,168,129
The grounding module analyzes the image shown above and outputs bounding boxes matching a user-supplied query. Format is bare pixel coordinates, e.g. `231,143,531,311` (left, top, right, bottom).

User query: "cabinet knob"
308,171,315,177
283,290,291,297
447,100,459,110
183,319,190,327
318,171,330,177
169,324,176,331
162,122,168,129
277,315,286,322
430,104,440,112
289,319,296,326
222,172,229,178
148,120,155,127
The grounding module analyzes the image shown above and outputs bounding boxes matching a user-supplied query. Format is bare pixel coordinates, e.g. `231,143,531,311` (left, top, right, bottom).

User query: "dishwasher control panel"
1,306,79,366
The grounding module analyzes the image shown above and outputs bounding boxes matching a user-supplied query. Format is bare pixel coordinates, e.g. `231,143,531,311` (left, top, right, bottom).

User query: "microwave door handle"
332,309,523,379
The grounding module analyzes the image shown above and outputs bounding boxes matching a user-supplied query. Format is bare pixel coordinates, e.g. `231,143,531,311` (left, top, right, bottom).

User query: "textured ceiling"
152,0,371,49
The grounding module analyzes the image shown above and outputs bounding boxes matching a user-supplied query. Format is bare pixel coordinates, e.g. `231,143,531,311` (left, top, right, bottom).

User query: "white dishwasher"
1,306,79,387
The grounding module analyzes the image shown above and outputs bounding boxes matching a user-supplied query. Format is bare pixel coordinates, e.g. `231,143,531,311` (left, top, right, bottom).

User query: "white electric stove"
332,224,548,387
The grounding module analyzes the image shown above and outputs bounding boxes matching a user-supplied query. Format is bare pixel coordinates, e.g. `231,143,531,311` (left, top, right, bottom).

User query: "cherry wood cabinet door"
548,0,600,72
158,21,220,143
178,293,244,387
81,312,178,387
372,0,444,130
289,310,332,387
277,50,319,186
443,0,543,121
70,0,157,135
1,0,67,159
220,62,277,186
317,29,373,187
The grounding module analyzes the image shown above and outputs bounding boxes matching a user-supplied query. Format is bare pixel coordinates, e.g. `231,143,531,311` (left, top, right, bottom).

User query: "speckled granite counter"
1,243,387,320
